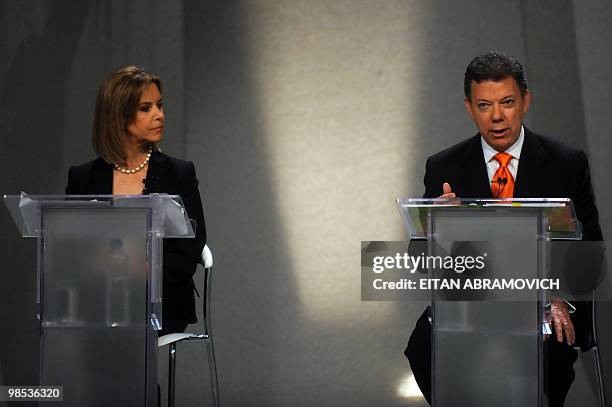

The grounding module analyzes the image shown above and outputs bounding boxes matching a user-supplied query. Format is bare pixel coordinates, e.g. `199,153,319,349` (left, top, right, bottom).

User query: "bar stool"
158,245,220,407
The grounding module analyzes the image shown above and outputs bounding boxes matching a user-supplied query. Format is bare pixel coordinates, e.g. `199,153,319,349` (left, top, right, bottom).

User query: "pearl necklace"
114,148,153,174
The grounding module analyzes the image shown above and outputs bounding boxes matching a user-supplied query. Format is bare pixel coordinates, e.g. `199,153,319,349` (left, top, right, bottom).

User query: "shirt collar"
481,125,525,163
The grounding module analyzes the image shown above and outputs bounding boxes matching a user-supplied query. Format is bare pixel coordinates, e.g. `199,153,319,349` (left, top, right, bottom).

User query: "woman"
66,65,206,335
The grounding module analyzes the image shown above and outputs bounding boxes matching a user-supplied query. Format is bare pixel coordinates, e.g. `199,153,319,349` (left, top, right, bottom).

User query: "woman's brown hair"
93,65,162,166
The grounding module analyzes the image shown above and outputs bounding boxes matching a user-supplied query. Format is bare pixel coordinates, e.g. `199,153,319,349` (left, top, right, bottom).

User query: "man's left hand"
545,298,575,346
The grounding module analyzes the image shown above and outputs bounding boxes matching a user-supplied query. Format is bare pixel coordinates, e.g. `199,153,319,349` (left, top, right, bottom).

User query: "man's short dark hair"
464,51,528,100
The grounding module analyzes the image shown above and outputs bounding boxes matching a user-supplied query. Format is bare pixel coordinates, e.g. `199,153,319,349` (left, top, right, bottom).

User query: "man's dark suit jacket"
424,127,602,240
406,128,603,405
65,150,207,334
423,127,603,346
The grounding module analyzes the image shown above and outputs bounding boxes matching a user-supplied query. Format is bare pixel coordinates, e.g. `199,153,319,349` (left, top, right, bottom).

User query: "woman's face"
126,83,164,145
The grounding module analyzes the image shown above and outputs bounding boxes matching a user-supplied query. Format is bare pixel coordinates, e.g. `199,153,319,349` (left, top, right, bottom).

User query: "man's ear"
464,97,474,118
523,91,531,113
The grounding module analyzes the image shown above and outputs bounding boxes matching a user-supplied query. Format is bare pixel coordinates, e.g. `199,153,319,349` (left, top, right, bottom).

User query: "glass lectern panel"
397,198,581,240
431,210,541,407
394,198,577,407
1,194,196,407
3,194,195,238
41,207,148,406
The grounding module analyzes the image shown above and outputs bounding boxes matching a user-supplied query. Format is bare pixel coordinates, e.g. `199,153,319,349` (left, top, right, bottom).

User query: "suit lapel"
143,151,171,194
459,135,492,198
514,128,546,197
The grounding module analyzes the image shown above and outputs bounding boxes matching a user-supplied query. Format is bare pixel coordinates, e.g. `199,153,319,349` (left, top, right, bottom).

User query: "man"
404,51,603,406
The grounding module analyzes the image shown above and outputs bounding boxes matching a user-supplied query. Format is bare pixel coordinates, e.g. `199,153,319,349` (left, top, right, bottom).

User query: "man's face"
465,76,531,152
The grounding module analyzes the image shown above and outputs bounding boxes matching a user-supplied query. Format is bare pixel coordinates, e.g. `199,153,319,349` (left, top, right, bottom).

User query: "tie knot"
493,152,513,168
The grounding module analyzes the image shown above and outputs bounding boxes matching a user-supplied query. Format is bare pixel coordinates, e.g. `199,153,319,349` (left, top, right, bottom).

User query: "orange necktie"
491,152,515,198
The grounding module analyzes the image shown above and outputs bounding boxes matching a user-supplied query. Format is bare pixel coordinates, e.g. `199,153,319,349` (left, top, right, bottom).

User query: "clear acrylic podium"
397,198,582,407
3,193,195,407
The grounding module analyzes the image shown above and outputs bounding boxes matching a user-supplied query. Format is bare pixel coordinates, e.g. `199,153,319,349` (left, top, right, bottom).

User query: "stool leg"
168,343,177,407
205,339,220,407
593,346,607,407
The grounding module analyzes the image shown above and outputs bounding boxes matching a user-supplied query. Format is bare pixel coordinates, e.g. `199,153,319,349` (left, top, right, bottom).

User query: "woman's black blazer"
65,150,206,333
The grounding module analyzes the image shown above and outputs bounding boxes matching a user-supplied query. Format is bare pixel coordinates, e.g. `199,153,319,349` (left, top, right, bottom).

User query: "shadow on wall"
0,0,94,386
522,1,608,404
521,0,590,152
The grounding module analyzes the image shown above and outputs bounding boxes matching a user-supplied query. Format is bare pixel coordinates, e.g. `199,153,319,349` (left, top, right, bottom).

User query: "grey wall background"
1,1,611,406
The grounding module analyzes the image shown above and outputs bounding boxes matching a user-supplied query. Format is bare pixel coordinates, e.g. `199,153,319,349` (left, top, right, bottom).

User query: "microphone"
143,176,161,194
491,177,507,185
491,176,508,198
